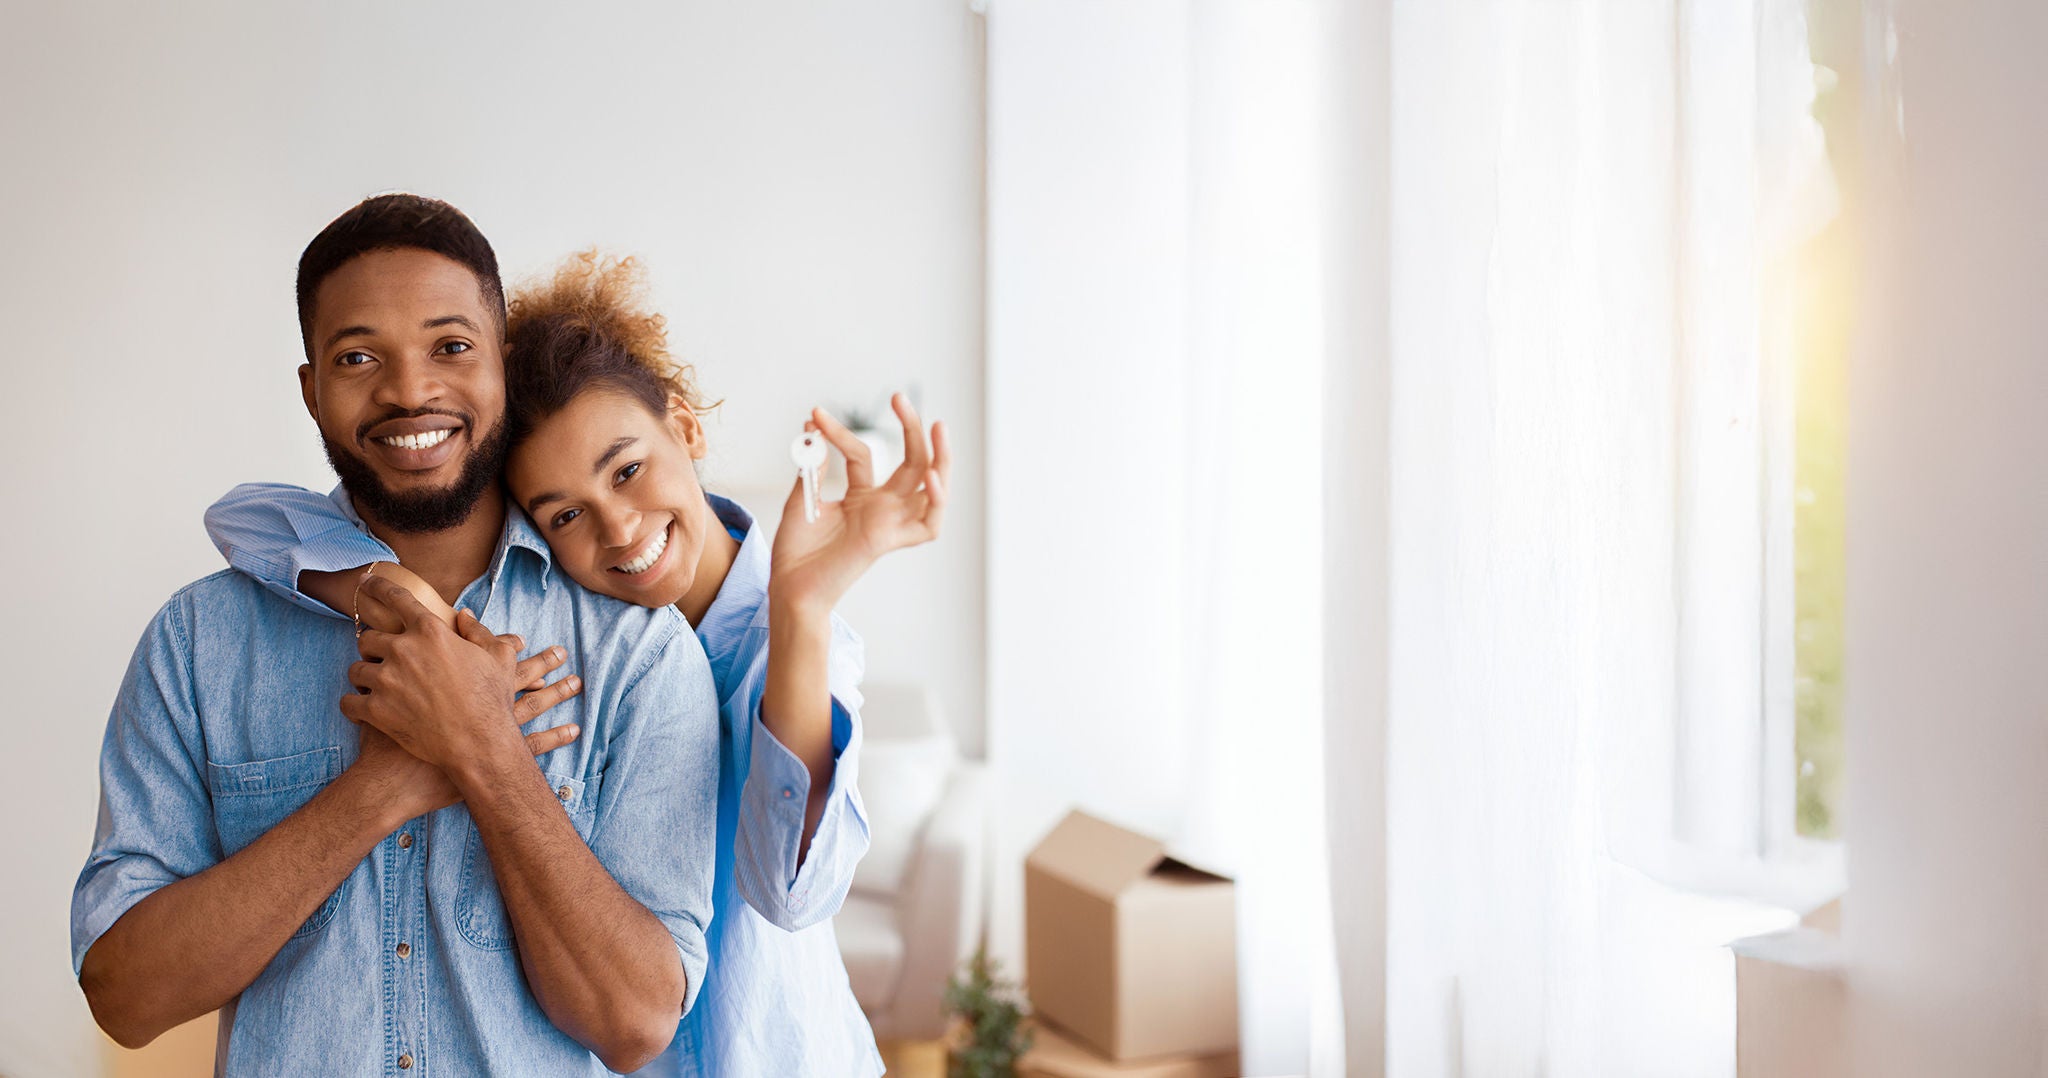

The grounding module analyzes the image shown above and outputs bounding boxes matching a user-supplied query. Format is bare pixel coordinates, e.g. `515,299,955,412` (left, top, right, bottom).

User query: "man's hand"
769,392,950,613
340,575,566,776
349,675,586,823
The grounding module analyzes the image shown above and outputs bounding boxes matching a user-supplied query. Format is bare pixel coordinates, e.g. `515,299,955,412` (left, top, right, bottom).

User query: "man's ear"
668,394,709,460
299,363,318,422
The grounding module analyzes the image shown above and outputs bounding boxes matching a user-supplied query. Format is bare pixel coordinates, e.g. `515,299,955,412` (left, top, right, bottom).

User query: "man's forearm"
79,768,402,1048
456,747,685,1074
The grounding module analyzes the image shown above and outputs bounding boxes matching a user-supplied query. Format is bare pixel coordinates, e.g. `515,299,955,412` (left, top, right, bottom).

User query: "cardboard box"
1024,810,1239,1062
1019,1019,1241,1078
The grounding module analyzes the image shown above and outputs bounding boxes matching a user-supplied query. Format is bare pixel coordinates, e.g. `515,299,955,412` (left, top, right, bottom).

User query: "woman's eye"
337,351,372,366
440,340,471,355
552,508,581,529
615,461,642,484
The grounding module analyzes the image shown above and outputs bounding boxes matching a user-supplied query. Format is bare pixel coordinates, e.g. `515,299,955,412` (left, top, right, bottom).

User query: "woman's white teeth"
613,526,669,575
377,429,453,451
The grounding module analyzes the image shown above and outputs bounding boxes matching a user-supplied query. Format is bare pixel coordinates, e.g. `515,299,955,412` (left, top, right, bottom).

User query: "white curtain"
984,1,1341,1073
1384,0,1828,1073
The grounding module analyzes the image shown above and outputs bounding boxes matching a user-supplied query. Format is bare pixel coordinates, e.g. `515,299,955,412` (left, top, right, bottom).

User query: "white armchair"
837,683,987,1040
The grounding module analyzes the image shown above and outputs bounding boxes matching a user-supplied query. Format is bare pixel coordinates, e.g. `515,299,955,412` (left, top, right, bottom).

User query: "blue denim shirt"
204,485,880,1078
75,494,720,1076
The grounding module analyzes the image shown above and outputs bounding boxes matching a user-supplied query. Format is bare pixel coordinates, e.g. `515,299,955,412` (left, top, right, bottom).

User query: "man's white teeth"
613,526,669,575
376,429,453,451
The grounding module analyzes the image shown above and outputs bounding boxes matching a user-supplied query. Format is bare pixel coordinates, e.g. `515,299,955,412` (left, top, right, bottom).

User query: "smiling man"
70,195,720,1074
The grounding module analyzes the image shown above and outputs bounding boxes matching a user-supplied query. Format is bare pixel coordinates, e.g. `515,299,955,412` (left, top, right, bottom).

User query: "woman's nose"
596,506,642,550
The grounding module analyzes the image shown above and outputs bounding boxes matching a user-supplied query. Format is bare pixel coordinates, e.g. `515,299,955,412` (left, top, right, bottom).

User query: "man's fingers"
452,609,506,657
524,723,582,757
358,574,438,632
339,693,369,725
513,674,584,724
347,660,383,695
355,627,394,662
512,645,563,689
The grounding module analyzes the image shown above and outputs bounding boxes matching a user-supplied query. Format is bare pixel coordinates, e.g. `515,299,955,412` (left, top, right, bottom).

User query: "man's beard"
323,413,510,534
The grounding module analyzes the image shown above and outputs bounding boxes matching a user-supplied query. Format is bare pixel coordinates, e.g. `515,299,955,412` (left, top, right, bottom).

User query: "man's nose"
372,356,448,411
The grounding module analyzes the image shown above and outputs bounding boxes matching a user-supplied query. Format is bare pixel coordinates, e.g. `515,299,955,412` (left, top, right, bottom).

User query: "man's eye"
552,508,582,529
615,462,642,484
337,351,373,366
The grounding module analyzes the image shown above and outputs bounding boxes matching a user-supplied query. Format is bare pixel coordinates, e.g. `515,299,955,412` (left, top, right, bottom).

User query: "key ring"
351,563,377,639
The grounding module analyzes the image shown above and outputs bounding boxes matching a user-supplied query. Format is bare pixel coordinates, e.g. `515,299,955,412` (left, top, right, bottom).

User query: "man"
71,195,718,1074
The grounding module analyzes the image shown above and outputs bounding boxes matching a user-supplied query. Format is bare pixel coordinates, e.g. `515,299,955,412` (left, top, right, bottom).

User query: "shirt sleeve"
203,483,396,620
732,614,872,933
590,621,722,1015
72,594,222,975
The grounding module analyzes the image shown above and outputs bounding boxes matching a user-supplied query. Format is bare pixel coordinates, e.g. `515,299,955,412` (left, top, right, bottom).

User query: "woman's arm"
762,393,950,853
204,482,456,631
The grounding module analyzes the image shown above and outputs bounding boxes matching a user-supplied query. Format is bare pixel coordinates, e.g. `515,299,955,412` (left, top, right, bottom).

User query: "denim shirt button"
397,832,413,849
781,787,794,800
557,785,573,803
396,942,411,959
398,1052,414,1069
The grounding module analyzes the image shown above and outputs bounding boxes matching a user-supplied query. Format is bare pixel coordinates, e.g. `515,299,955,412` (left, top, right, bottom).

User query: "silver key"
791,430,828,522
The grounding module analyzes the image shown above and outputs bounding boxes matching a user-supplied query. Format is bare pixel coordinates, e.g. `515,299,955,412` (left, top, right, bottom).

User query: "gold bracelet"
352,563,377,637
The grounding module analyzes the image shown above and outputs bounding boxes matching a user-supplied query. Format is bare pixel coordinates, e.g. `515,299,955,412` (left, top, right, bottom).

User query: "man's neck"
355,491,510,607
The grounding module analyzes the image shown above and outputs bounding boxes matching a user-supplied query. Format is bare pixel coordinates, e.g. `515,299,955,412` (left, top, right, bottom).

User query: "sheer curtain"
984,0,1340,1073
1384,0,1825,1073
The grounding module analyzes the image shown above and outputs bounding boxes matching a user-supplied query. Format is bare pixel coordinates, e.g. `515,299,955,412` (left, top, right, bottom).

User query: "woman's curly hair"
503,249,717,446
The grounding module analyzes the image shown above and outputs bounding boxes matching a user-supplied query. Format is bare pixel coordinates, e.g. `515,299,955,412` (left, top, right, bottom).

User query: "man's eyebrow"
322,325,377,352
319,315,477,354
526,439,640,518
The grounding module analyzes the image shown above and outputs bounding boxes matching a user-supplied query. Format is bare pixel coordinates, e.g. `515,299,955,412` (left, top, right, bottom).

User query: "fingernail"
567,676,581,691
553,646,565,660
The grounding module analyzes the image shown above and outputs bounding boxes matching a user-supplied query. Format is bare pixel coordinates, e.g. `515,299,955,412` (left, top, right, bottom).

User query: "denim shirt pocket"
206,746,346,940
456,768,605,950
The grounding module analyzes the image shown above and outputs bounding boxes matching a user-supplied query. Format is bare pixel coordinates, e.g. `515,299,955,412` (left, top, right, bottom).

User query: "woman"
205,251,948,1076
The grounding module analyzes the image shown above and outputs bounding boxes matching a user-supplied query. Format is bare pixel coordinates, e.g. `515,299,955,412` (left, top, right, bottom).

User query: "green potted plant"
944,949,1034,1078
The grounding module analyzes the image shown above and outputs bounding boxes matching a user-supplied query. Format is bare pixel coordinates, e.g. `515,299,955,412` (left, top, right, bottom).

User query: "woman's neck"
674,499,741,626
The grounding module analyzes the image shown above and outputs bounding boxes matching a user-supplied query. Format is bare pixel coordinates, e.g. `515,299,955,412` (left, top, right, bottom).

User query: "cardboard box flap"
1152,855,1231,884
1026,810,1169,901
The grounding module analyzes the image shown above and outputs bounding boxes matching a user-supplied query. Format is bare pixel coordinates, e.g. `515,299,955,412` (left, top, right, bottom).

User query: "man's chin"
323,419,508,535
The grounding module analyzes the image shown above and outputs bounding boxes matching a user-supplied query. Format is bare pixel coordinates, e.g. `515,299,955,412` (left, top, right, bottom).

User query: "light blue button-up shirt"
204,485,881,1078
75,494,720,1076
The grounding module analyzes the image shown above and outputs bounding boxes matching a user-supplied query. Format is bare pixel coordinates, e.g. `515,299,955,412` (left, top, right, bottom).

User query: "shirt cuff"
733,698,869,932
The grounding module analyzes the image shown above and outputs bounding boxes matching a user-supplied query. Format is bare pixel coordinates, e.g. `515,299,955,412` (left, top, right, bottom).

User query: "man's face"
300,248,509,533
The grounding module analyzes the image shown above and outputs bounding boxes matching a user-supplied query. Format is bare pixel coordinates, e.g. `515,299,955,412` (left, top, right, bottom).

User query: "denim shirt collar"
697,492,769,690
326,483,554,593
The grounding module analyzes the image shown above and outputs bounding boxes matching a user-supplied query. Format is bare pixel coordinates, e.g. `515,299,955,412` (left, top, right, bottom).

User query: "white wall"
0,4,984,1075
1843,0,2048,1073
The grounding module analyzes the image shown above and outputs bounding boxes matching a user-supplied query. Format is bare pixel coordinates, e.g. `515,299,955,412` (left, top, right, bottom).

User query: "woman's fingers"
889,394,931,492
931,419,952,486
811,408,874,490
513,644,566,690
525,723,582,757
514,674,583,725
919,467,948,542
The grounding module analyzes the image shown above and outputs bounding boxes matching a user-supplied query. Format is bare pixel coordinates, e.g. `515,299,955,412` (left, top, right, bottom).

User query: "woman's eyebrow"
592,437,638,473
527,437,642,515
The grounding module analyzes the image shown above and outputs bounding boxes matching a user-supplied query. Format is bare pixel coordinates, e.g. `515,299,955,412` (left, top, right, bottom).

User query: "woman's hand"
769,392,951,613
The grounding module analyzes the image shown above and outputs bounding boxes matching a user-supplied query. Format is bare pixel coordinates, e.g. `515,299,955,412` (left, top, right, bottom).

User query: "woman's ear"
667,394,709,460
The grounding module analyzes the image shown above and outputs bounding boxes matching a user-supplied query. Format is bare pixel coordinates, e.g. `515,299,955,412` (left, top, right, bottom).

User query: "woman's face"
505,388,711,609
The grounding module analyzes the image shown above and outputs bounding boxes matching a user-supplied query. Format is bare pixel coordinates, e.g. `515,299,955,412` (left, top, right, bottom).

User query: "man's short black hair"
295,194,506,357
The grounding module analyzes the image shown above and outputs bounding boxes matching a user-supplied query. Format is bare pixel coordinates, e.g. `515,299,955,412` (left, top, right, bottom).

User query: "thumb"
453,608,498,648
